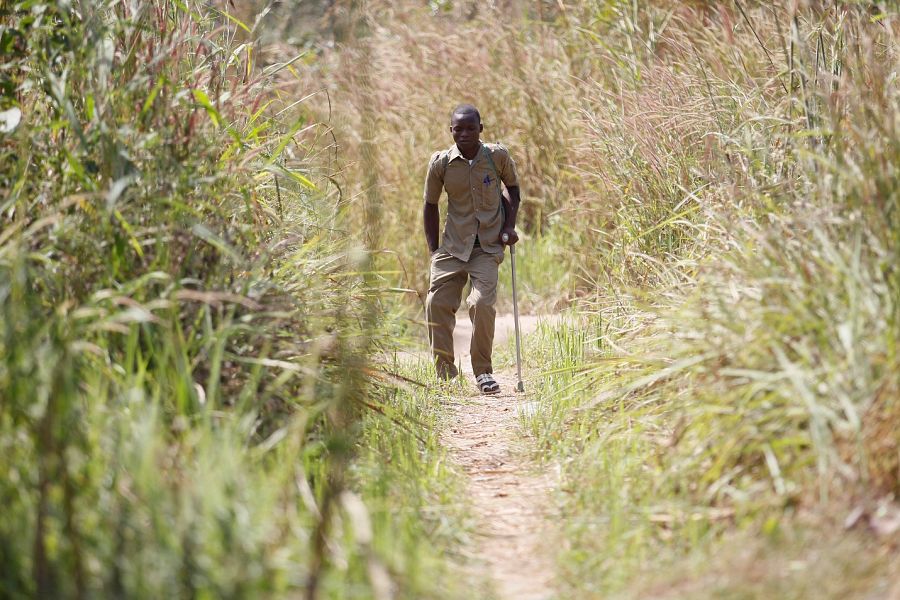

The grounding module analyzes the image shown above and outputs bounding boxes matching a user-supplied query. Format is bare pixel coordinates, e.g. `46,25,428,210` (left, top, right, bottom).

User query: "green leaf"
265,120,316,165
141,75,166,120
192,88,222,128
262,164,317,191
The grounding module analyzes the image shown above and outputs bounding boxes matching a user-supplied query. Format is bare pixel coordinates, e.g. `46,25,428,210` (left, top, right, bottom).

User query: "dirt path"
441,314,558,600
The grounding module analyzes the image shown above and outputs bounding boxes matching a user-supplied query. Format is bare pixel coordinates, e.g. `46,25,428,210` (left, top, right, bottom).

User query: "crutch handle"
502,232,515,254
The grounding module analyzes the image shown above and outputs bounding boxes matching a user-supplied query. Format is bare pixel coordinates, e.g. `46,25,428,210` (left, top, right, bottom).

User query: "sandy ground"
440,313,559,599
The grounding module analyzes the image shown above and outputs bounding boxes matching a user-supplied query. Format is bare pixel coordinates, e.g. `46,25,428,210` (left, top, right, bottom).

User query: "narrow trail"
441,315,558,600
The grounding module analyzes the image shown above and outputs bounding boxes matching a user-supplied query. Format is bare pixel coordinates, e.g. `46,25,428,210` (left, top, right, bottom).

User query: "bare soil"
441,314,558,600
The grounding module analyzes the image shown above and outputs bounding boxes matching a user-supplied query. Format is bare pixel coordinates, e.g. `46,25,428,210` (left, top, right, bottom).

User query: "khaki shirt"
424,142,519,262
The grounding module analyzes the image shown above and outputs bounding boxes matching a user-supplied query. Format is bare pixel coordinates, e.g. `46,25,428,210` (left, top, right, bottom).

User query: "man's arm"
424,201,440,253
423,151,444,253
500,185,520,245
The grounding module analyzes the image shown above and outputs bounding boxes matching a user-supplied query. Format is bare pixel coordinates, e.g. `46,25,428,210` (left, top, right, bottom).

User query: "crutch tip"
516,381,525,393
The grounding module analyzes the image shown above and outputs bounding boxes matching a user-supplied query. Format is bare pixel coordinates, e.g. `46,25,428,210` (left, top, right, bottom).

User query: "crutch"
501,232,525,392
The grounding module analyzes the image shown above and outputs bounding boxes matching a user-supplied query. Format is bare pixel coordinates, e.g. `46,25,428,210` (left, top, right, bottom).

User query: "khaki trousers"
426,246,503,378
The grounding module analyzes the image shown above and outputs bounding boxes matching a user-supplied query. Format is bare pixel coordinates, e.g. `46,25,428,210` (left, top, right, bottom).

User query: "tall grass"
290,0,898,594
521,2,900,596
563,0,900,495
1,1,470,597
5,0,899,597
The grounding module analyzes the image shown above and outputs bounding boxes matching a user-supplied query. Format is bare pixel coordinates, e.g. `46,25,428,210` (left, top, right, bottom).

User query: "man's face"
450,112,483,151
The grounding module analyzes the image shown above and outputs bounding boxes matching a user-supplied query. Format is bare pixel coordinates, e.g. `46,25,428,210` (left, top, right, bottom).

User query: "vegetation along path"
442,315,557,599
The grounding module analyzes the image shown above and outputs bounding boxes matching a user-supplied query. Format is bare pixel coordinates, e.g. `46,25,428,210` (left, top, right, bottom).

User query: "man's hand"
500,227,519,245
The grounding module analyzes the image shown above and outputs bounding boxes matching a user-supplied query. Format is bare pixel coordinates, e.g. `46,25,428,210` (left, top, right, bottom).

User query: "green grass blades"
0,1,471,598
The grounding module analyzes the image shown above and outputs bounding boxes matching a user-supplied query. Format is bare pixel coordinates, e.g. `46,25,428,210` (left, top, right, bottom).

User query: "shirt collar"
448,142,483,163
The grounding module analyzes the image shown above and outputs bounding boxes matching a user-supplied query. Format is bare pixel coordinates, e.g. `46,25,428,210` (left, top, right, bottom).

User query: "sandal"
476,373,500,395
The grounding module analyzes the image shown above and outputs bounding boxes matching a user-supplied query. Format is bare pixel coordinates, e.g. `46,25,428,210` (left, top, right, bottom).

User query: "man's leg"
466,248,502,377
425,251,467,379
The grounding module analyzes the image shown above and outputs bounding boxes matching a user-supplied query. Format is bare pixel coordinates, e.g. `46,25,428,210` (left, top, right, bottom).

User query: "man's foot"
475,373,500,395
436,362,459,381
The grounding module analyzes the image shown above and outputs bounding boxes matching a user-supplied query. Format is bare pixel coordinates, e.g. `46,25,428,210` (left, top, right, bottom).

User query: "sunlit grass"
3,0,898,597
0,1,473,597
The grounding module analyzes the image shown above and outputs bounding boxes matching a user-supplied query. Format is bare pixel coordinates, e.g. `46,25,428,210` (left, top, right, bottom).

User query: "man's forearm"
502,186,520,229
423,202,440,253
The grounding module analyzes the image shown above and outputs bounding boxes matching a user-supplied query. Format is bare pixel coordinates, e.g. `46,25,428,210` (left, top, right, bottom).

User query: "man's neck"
458,142,481,161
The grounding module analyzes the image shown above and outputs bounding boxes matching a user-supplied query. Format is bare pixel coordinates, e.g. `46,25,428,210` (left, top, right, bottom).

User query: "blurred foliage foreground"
0,1,465,598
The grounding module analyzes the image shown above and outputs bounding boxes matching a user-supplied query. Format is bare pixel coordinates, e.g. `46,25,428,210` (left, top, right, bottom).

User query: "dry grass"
289,5,899,594
0,1,470,597
4,0,898,597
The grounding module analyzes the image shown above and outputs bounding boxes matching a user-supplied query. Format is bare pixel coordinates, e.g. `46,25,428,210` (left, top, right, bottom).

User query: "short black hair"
450,103,481,124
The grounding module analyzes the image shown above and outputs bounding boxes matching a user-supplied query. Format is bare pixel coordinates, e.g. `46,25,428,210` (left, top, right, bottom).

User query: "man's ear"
479,123,484,132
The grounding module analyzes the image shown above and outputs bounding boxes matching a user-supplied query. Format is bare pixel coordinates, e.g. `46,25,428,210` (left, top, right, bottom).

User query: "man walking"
423,104,521,394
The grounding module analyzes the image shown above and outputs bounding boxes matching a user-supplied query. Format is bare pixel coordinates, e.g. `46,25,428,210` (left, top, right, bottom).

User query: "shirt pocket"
480,172,502,210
